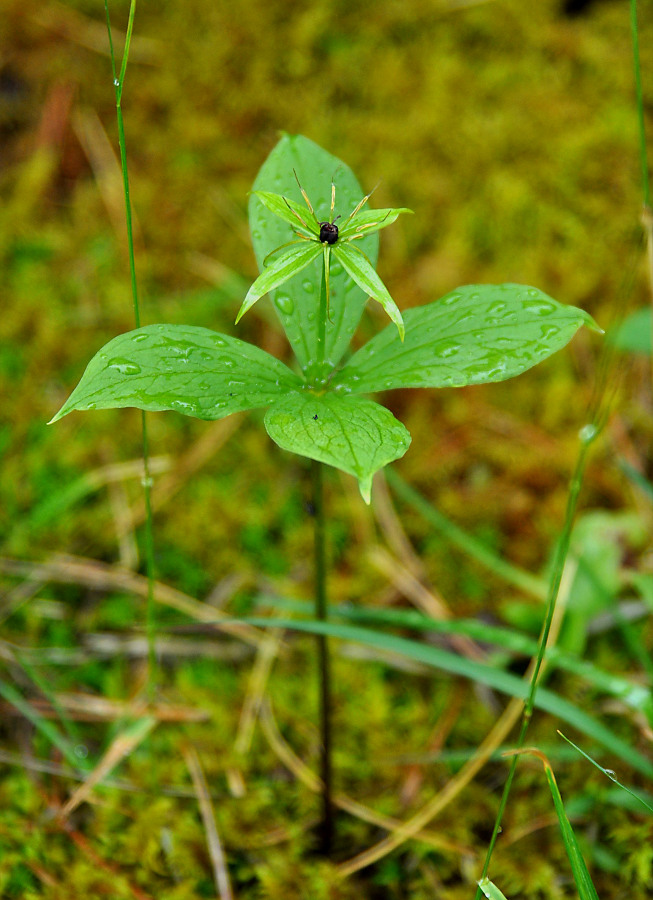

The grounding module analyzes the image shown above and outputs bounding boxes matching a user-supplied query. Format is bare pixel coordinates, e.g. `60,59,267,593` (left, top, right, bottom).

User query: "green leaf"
334,242,405,341
250,190,319,235
477,879,509,900
264,391,411,503
50,324,303,423
236,242,322,323
249,134,379,373
333,284,600,394
338,207,413,239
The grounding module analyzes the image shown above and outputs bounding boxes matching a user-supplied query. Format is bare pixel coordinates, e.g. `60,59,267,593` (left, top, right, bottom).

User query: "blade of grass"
252,595,653,719
513,748,600,900
558,730,653,815
241,616,653,778
0,678,91,773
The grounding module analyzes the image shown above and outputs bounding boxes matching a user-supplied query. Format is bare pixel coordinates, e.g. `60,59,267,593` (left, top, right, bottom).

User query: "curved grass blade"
50,324,303,422
558,731,653,814
334,242,405,341
240,616,653,779
334,284,600,394
264,391,411,503
516,749,600,900
236,242,323,323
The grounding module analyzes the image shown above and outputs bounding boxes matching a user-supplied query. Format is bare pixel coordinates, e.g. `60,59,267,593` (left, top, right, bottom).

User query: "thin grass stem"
474,428,599,896
104,0,157,695
312,458,333,856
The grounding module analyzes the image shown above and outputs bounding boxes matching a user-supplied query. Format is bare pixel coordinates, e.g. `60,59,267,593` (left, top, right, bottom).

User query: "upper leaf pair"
236,173,411,342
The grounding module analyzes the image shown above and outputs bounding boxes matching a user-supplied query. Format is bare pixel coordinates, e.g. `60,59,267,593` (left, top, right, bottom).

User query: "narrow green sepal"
236,242,323,323
334,242,405,341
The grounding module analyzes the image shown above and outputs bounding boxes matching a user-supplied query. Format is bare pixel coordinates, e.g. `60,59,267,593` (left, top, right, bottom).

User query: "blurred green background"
1,0,652,897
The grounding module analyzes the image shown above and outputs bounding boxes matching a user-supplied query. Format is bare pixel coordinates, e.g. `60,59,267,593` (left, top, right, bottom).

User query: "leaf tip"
358,475,373,505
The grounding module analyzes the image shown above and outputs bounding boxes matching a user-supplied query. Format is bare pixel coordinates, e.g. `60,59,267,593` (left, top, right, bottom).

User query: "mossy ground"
1,0,652,897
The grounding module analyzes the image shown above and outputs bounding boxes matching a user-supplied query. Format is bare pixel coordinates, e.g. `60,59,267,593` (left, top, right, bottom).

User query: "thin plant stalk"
474,427,599,896
312,457,333,856
317,250,329,367
104,0,157,692
311,253,334,853
476,6,649,888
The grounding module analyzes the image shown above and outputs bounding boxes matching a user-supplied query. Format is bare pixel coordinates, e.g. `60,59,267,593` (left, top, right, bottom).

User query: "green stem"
317,250,329,367
474,428,597,897
105,0,157,695
312,458,333,856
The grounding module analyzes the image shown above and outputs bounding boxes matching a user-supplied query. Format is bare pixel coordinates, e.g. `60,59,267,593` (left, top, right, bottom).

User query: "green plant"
50,135,598,501
50,133,599,854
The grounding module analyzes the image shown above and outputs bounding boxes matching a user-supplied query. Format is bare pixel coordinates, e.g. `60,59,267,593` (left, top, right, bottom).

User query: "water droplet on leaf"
107,357,141,375
276,294,295,315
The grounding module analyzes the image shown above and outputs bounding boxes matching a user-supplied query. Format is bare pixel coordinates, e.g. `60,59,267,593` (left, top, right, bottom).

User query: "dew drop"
539,324,560,340
132,333,148,343
302,280,315,294
107,357,141,375
523,299,555,316
435,340,461,358
276,294,295,315
170,399,197,413
579,423,598,444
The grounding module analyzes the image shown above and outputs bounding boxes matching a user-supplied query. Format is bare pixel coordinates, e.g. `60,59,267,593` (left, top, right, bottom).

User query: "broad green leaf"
334,242,405,341
608,306,651,355
236,242,322,323
333,284,600,394
264,391,410,503
50,324,303,423
250,190,319,235
339,207,413,239
249,134,379,374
